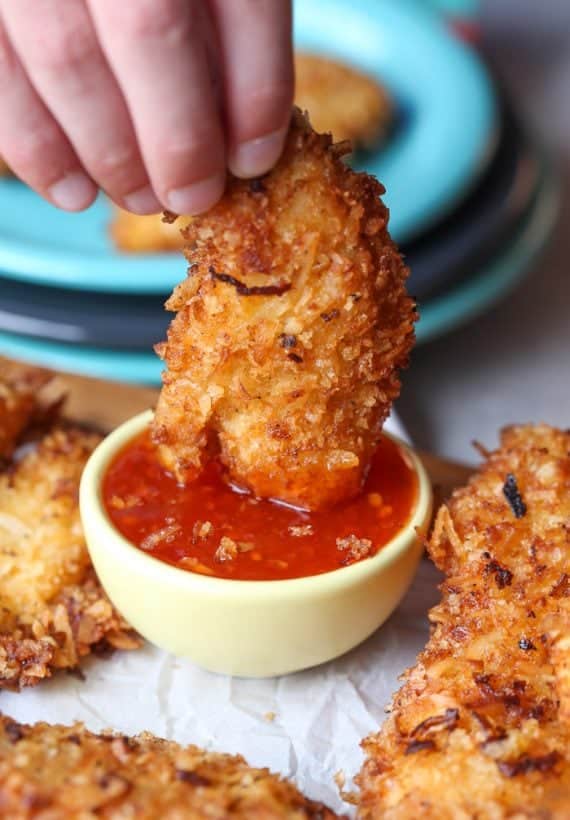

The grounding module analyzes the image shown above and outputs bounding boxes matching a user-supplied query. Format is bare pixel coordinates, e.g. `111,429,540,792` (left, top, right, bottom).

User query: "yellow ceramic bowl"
80,410,433,678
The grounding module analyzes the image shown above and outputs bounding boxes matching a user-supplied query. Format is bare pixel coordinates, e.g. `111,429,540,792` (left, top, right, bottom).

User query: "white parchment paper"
2,417,441,816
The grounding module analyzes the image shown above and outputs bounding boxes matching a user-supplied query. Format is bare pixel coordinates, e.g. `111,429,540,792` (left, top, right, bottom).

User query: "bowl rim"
80,409,433,600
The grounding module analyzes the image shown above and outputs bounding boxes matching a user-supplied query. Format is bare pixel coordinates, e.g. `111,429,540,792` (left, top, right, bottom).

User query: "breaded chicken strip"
0,363,58,460
110,206,190,253
0,715,341,819
295,53,392,149
0,426,138,689
358,424,570,818
153,109,414,511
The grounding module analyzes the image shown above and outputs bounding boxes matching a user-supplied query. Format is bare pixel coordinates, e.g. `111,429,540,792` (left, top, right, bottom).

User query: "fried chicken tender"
0,363,58,461
358,424,570,819
0,716,341,819
153,109,414,511
0,425,139,689
110,206,191,253
295,53,392,150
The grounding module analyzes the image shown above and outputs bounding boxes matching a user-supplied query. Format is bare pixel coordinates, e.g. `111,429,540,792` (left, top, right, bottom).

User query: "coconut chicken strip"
110,206,191,253
0,716,341,819
0,364,139,688
153,109,415,510
0,425,139,689
294,52,393,149
0,363,56,460
358,424,570,819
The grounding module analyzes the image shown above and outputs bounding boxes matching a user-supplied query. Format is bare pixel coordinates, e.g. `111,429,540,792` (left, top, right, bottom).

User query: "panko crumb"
214,536,239,562
334,770,346,791
288,524,314,537
334,770,358,806
336,534,374,563
264,712,276,723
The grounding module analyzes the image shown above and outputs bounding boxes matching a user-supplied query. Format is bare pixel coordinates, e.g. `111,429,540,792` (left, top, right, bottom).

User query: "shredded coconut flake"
214,536,239,562
288,524,314,537
336,533,374,563
140,523,181,551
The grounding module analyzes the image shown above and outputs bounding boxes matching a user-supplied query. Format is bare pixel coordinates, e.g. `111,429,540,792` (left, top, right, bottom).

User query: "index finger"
208,0,294,178
86,0,226,214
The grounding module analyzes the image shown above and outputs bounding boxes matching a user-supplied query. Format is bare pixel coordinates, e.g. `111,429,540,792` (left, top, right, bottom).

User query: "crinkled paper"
3,416,441,815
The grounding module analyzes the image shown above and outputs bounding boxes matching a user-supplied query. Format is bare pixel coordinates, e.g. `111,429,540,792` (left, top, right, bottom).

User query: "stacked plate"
0,0,558,385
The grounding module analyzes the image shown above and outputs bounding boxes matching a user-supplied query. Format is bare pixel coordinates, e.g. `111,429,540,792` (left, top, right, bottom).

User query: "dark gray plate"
0,99,540,348
405,97,539,299
0,280,170,349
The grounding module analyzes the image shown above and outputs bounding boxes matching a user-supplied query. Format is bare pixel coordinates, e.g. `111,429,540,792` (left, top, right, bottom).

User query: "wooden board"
1,355,474,500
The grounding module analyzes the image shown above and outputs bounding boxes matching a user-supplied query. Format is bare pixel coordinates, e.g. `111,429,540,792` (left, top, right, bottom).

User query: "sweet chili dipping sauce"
103,429,418,581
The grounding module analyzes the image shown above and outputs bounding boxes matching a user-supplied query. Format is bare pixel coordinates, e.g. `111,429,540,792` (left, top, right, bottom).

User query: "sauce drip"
103,430,418,581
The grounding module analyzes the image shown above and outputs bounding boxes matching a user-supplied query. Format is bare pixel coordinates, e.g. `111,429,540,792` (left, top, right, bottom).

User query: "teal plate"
0,161,558,384
294,0,496,239
416,159,559,342
0,0,495,294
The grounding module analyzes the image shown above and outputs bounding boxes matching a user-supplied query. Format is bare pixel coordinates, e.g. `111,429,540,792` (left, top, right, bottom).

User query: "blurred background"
399,0,570,460
0,0,568,462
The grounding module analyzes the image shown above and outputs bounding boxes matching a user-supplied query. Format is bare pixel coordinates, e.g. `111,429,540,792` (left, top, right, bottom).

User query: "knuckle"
151,137,223,191
235,83,293,139
6,126,67,182
90,145,142,191
122,0,191,43
95,145,137,175
35,22,99,74
12,125,60,167
161,131,221,168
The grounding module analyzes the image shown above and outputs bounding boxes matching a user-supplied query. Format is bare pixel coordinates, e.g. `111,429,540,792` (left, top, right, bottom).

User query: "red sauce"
103,430,418,582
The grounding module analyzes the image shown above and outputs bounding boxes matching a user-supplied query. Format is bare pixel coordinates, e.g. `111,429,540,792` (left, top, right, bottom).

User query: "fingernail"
48,171,96,211
230,129,287,178
166,174,225,215
123,184,162,214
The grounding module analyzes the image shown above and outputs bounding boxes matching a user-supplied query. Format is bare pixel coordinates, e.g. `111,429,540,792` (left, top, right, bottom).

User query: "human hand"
0,0,293,214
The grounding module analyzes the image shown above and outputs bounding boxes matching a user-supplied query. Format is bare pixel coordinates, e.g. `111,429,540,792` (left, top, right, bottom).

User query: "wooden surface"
1,356,475,500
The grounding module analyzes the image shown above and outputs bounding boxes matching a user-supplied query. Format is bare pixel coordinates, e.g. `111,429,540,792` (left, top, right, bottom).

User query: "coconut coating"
153,109,415,511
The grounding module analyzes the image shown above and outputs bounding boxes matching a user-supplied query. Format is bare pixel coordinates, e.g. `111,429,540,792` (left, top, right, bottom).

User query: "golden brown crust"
0,716,341,818
295,53,392,149
110,207,191,253
0,418,139,690
0,363,62,461
358,424,570,818
153,108,415,510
